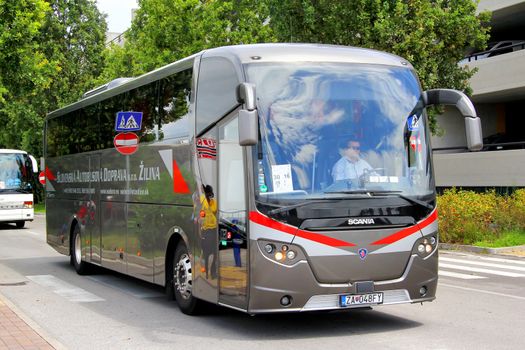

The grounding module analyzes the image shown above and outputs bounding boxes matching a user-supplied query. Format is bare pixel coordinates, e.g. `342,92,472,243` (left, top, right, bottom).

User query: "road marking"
439,263,525,278
439,270,486,280
440,283,525,301
440,257,525,272
26,230,40,236
476,256,525,266
87,275,161,299
26,275,104,303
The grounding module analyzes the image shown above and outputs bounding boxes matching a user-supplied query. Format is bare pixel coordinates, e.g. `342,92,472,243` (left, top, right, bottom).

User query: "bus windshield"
246,63,434,207
0,153,32,193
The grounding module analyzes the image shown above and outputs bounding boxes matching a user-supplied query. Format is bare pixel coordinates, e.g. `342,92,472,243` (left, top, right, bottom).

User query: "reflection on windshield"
0,153,31,191
246,63,433,204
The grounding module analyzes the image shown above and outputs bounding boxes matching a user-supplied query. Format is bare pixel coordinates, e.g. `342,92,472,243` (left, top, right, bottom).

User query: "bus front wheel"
15,221,25,228
71,225,89,275
172,242,201,315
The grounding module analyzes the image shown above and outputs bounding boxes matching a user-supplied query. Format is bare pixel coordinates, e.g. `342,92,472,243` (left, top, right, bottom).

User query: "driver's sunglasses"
348,145,360,150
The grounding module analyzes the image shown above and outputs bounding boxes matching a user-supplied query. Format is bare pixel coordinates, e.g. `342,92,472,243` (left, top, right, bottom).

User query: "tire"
171,242,201,315
15,221,25,228
70,224,89,275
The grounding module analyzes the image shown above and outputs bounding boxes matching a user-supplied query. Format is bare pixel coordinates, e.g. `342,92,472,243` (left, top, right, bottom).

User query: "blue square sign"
115,111,143,132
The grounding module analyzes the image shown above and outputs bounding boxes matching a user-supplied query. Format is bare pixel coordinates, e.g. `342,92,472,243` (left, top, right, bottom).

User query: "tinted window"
159,69,192,140
99,96,122,149
196,57,240,134
123,82,159,143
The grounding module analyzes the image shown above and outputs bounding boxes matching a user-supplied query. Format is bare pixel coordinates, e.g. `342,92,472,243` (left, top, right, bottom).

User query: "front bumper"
247,241,437,313
0,208,34,223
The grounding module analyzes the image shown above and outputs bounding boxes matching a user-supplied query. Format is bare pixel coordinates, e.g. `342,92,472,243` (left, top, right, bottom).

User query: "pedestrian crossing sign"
115,111,143,132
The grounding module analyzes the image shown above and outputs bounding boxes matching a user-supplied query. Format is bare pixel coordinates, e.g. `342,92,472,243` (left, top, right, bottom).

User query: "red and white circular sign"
38,171,46,185
114,132,139,155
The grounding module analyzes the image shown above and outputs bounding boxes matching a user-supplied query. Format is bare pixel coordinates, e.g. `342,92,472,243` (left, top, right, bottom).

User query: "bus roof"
47,43,412,119
202,43,411,68
0,149,28,154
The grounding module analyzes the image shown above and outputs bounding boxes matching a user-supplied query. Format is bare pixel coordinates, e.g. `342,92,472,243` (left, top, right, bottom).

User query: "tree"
268,0,491,131
41,0,107,106
98,0,275,81
0,0,56,153
0,0,107,156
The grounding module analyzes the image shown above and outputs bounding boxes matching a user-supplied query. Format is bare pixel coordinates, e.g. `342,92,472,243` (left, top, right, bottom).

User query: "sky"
96,0,139,33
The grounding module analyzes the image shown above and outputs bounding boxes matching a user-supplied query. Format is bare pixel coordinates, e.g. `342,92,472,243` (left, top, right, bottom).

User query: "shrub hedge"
437,188,525,244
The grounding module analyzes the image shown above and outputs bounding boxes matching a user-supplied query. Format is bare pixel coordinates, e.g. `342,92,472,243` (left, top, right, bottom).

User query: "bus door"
217,115,248,309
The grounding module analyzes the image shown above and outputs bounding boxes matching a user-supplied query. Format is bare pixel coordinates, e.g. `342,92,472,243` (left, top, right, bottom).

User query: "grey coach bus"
44,44,482,315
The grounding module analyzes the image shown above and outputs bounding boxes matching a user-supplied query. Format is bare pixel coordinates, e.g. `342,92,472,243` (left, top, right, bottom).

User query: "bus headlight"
258,240,305,265
413,235,438,258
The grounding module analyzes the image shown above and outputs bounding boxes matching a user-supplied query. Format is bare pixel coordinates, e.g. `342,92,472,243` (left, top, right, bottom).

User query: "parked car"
460,40,525,64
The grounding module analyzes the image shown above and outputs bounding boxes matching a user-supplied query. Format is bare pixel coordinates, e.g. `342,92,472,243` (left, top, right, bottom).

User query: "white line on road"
26,230,40,236
476,256,525,266
27,275,104,303
440,257,525,272
439,263,525,278
440,283,525,301
439,270,486,280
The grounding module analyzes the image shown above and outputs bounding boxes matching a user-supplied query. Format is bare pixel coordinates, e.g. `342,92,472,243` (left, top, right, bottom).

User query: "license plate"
340,292,383,307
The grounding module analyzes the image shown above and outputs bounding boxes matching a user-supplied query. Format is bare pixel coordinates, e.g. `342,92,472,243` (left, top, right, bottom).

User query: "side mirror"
423,89,483,151
29,155,38,173
237,83,258,146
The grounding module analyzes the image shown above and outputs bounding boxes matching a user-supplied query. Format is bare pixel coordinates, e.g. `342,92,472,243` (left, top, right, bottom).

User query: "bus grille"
303,289,410,310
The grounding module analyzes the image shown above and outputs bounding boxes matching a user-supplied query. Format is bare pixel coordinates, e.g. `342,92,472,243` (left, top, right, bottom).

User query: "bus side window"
159,69,192,141
196,57,240,134
123,82,159,143
99,97,120,150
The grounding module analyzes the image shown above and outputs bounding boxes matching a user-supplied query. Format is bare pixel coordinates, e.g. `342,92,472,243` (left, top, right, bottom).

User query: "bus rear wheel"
172,242,201,315
71,224,89,275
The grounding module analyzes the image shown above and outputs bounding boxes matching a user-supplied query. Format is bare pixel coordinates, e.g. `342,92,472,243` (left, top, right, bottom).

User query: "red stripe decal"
172,160,190,194
371,209,438,245
249,211,355,247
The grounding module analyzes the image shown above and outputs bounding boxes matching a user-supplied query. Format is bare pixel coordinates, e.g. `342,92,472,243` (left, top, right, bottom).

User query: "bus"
0,149,38,228
44,44,482,315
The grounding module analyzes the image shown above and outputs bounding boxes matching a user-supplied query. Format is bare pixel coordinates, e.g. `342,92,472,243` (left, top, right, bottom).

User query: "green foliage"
98,0,276,81
437,189,525,245
0,0,55,153
0,0,107,157
473,230,525,248
268,0,491,132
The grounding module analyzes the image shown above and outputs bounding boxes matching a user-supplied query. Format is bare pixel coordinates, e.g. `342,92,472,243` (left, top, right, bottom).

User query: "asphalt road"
1,215,524,349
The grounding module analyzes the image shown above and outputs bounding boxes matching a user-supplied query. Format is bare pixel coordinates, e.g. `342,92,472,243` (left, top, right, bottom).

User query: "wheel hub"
174,253,192,299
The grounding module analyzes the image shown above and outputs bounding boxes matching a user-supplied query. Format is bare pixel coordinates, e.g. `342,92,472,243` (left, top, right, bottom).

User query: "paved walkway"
0,298,54,350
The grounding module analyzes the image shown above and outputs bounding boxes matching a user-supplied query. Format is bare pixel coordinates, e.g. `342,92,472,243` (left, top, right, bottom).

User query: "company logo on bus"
348,218,375,226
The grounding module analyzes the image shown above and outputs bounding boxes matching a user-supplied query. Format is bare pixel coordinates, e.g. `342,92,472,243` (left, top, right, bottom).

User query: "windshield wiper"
324,190,434,210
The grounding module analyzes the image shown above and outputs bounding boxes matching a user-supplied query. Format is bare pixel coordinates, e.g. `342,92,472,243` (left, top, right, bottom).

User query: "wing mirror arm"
423,89,483,151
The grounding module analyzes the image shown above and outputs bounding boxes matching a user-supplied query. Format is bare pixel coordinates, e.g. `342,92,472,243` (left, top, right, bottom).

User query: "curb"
0,291,67,350
440,243,525,257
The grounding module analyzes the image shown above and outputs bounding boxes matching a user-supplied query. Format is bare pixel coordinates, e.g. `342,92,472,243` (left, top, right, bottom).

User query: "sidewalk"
440,243,525,257
0,293,55,350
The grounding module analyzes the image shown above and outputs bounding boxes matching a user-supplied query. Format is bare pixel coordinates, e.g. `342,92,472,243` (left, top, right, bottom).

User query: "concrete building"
431,0,525,189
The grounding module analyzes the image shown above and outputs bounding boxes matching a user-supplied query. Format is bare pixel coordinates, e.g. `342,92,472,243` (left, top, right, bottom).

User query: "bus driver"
332,137,373,182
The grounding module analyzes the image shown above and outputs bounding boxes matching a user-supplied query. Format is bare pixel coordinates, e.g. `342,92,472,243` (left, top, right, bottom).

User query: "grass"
34,203,46,214
473,230,525,248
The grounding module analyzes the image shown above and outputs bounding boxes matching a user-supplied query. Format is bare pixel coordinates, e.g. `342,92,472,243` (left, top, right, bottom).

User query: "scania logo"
348,218,375,225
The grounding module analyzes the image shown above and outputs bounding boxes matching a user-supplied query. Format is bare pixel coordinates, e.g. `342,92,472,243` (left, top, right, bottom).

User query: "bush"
437,188,525,244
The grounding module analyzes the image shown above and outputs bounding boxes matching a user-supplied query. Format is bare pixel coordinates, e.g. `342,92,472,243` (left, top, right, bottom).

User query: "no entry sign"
114,132,139,155
38,171,45,185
